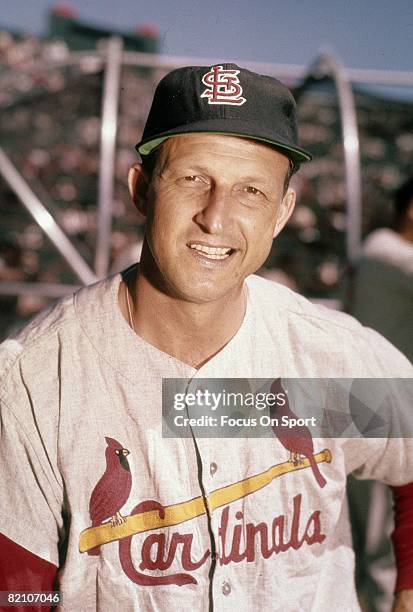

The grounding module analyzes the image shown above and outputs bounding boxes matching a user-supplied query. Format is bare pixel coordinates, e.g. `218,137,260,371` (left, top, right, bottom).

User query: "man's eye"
244,186,263,197
179,175,207,188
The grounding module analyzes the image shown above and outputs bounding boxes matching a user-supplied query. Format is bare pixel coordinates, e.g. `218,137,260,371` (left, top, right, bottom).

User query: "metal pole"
0,147,97,285
121,51,413,87
2,50,413,87
95,36,123,278
330,55,362,264
122,51,306,79
312,54,362,264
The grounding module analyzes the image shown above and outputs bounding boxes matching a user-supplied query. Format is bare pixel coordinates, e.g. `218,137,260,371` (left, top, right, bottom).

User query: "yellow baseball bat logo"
79,449,331,553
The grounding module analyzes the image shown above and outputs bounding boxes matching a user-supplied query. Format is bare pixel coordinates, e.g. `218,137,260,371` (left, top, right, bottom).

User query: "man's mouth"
188,243,234,260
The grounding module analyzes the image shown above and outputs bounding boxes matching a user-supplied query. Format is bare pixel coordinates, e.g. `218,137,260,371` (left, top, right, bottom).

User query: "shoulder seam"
286,306,362,334
248,275,362,334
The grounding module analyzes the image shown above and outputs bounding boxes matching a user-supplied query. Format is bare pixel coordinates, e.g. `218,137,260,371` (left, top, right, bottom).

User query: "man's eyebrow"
167,161,272,181
237,174,272,184
166,161,209,174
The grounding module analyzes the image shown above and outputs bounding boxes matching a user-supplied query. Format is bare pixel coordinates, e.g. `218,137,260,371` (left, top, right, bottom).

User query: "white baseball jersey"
1,271,412,611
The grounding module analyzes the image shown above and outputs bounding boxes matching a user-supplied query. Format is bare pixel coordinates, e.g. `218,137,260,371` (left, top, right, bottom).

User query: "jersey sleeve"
0,532,58,611
360,325,413,376
344,327,413,485
0,390,64,567
392,482,413,592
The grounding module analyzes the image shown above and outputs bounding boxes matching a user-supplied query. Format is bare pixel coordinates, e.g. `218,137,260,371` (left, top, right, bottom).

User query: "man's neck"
120,266,247,369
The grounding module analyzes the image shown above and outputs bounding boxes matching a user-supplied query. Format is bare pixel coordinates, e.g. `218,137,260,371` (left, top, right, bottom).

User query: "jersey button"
222,581,231,596
210,462,218,476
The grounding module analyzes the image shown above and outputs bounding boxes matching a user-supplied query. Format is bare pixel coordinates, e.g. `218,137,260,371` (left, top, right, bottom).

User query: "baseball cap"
136,63,311,169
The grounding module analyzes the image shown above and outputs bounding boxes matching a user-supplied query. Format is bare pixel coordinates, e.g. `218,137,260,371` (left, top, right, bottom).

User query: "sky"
1,0,413,76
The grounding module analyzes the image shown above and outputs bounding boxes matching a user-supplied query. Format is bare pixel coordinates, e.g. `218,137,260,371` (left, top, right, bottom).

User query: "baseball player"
0,64,412,611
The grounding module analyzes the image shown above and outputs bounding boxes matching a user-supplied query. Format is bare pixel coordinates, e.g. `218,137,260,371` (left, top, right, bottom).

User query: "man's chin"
169,281,245,307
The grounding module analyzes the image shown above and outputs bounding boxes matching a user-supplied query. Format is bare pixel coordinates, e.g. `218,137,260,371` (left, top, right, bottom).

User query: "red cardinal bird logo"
87,437,132,555
269,379,326,488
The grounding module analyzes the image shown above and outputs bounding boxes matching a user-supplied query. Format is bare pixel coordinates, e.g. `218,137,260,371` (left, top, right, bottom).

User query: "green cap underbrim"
137,132,312,166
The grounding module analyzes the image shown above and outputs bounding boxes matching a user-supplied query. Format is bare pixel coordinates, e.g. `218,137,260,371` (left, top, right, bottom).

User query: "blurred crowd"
1,30,413,340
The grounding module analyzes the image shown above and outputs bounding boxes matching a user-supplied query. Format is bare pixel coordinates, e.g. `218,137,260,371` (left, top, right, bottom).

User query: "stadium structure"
1,5,413,339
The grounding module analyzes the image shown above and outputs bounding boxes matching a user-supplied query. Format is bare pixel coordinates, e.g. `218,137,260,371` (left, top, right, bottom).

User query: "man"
352,176,413,363
348,177,413,611
0,64,412,611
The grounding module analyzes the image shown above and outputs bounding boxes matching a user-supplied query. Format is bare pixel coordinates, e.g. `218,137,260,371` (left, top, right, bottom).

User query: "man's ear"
128,163,150,217
273,188,296,239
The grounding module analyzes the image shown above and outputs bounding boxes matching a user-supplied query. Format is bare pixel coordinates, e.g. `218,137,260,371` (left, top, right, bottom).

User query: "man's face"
131,133,296,305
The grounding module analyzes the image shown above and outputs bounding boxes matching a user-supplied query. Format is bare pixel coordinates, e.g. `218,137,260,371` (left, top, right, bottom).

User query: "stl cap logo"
201,65,246,106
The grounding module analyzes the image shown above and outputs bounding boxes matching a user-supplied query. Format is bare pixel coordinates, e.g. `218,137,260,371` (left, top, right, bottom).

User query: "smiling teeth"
189,244,232,259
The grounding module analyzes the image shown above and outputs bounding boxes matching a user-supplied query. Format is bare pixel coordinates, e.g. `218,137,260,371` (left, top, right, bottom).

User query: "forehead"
156,133,290,174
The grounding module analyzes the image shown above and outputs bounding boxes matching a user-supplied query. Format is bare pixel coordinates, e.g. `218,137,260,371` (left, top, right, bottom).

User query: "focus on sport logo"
201,65,246,106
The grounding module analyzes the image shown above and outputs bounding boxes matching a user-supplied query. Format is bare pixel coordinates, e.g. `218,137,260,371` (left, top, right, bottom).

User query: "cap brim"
137,120,312,166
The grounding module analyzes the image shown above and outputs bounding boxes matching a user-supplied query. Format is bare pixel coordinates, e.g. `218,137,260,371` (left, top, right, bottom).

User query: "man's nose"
194,187,232,234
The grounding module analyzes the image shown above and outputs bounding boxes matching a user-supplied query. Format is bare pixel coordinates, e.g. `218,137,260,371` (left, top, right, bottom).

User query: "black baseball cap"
136,63,311,169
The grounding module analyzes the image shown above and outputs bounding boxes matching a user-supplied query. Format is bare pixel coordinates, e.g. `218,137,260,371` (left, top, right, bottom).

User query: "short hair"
394,177,413,227
141,141,296,195
141,148,161,182
284,160,295,194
